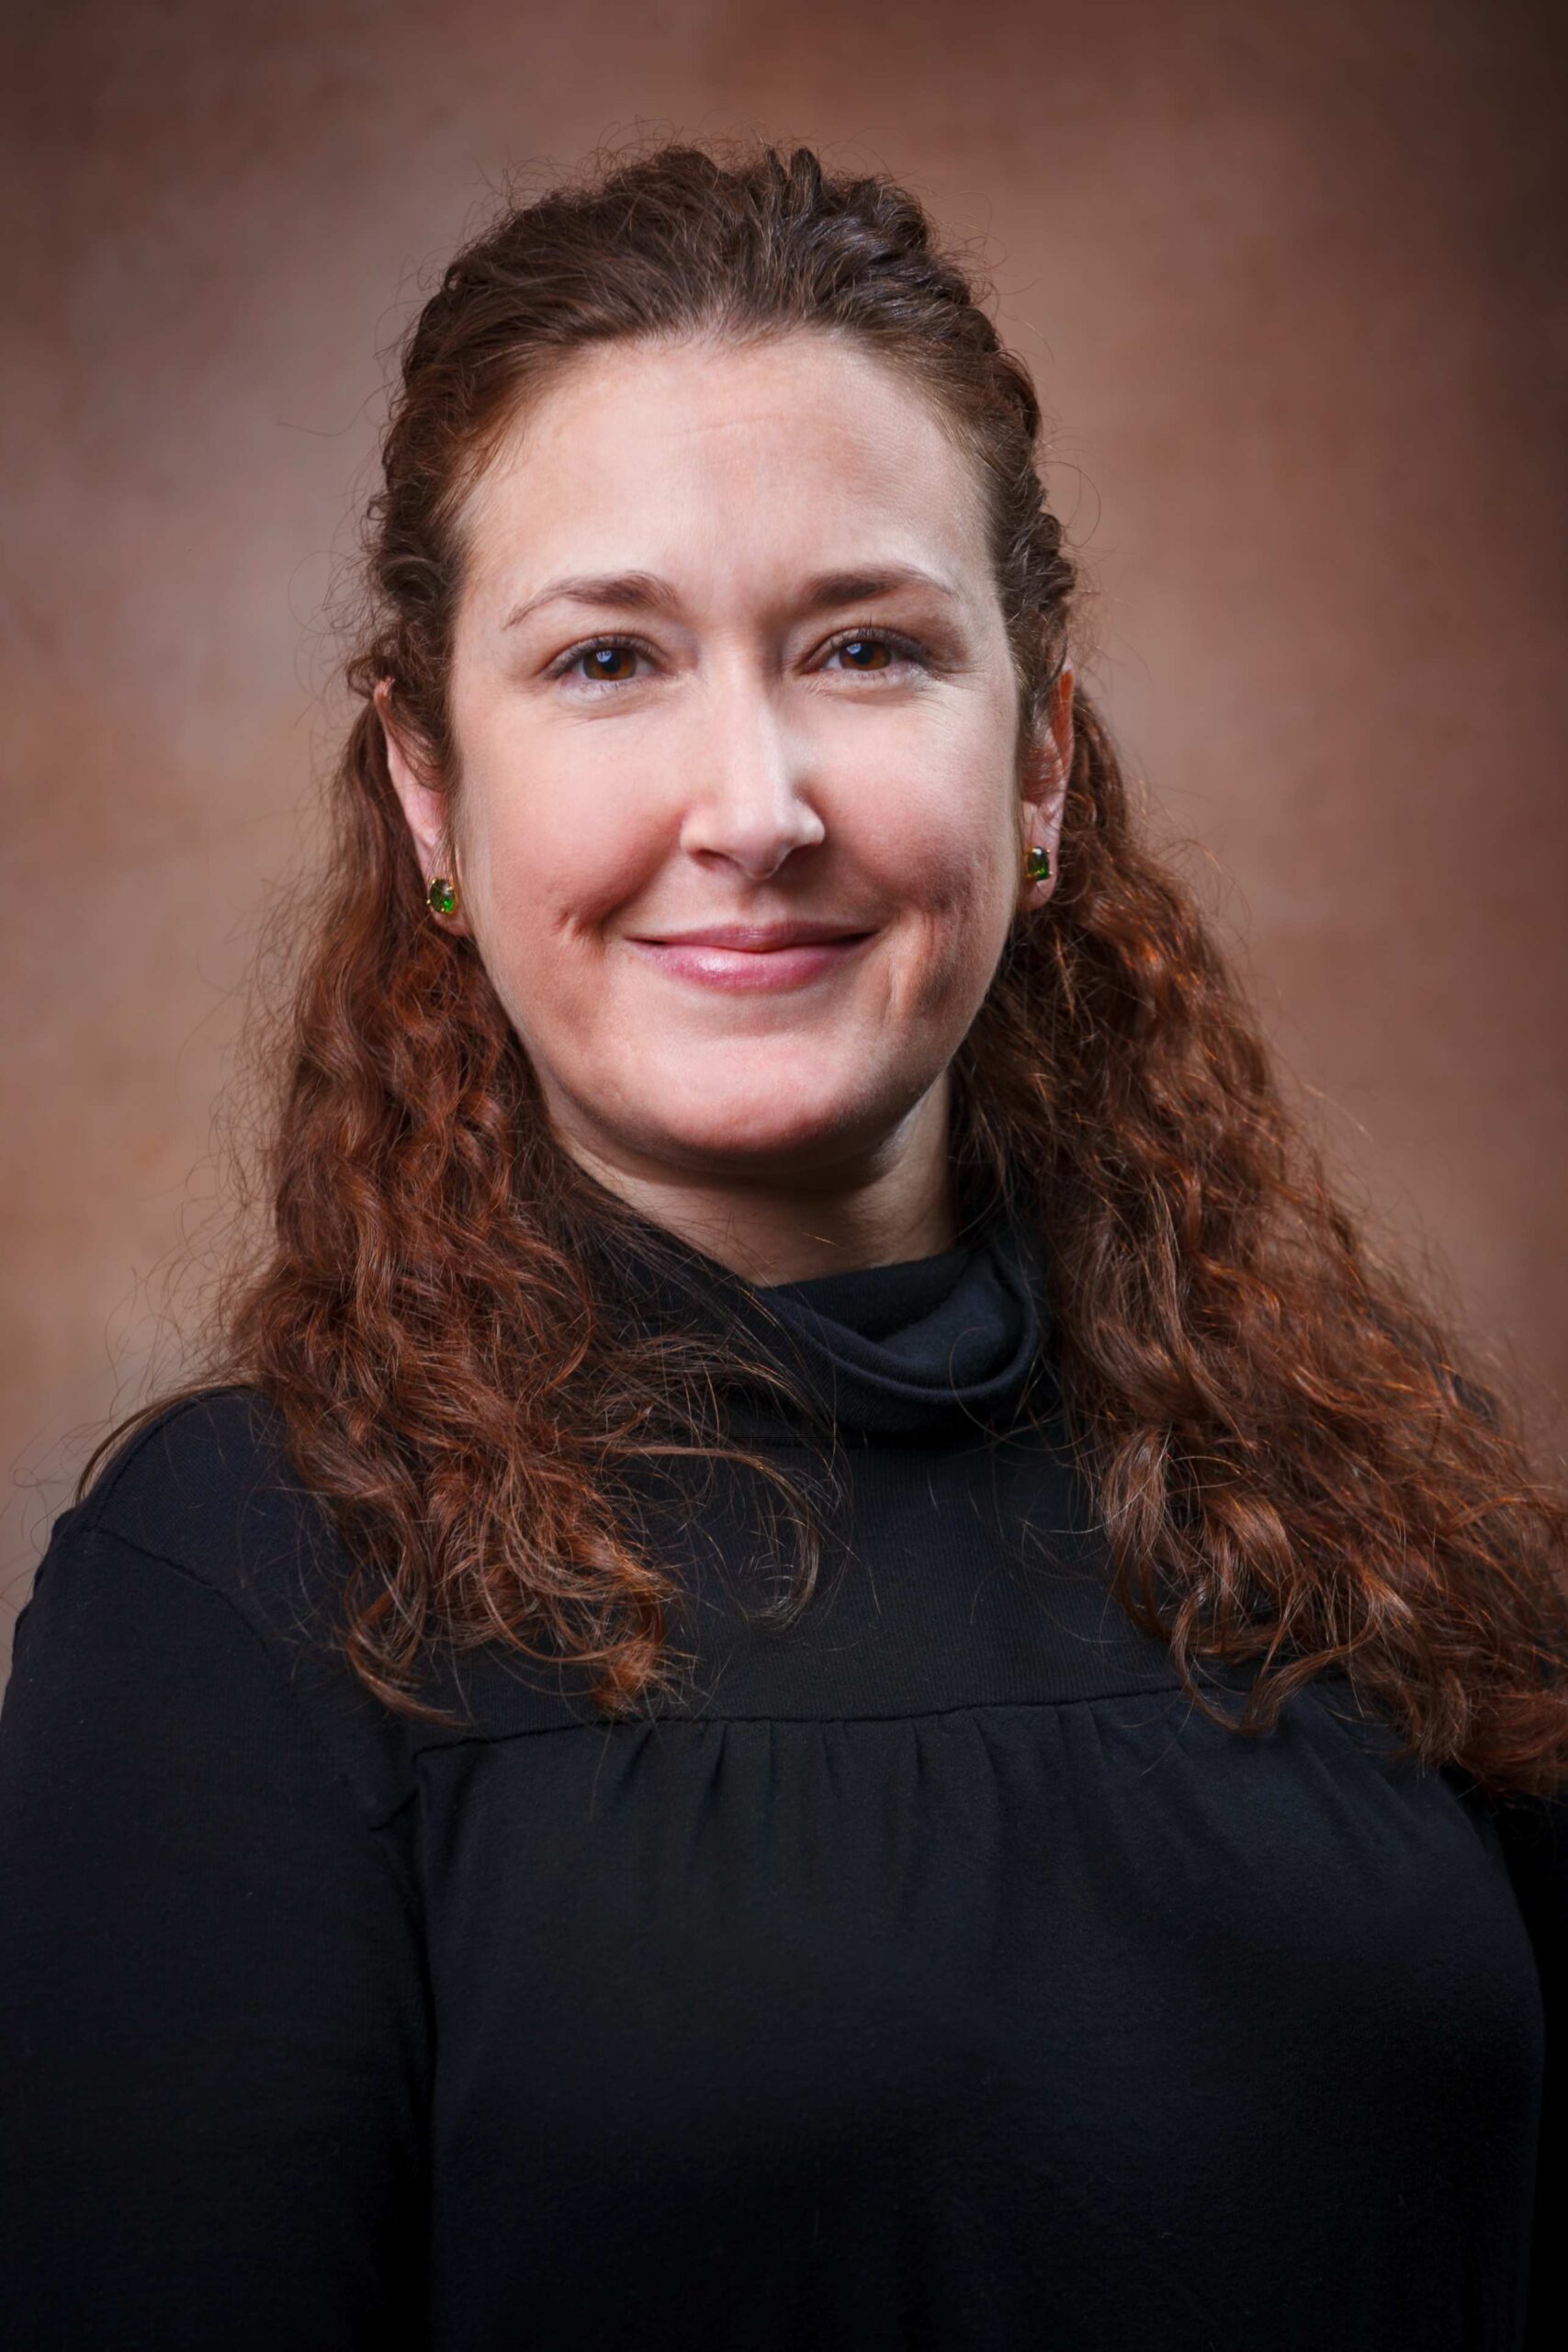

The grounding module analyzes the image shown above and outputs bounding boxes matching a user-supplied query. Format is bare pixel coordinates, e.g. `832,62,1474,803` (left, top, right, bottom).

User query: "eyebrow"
499,563,962,633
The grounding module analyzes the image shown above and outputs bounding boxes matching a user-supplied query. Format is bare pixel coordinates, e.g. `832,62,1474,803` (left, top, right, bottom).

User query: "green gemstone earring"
427,875,459,919
1024,843,1052,884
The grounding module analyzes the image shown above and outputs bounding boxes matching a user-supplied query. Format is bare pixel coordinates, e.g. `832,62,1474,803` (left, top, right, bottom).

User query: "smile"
624,933,876,992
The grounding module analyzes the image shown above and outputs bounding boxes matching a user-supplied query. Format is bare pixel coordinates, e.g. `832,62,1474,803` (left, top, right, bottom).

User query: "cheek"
462,748,656,963
447,668,638,910
860,698,1018,904
875,798,1016,1009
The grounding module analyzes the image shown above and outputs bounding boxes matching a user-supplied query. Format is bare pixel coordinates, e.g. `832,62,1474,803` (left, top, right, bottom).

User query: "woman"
2,140,1563,2349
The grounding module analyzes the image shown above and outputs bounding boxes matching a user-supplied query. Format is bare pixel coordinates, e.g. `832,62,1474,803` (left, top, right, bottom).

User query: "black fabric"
1,1193,1562,2350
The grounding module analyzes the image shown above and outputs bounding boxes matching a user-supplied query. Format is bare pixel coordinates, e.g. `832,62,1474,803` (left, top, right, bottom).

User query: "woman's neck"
552,1083,959,1287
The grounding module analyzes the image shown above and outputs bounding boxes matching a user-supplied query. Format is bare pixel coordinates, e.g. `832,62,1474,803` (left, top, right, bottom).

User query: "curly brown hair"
84,138,1568,1797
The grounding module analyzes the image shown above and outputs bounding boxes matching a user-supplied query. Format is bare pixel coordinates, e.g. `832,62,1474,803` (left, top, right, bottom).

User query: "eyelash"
546,625,933,692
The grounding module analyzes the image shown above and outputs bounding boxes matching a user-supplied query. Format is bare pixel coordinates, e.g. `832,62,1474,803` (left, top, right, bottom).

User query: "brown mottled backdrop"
3,0,1564,1674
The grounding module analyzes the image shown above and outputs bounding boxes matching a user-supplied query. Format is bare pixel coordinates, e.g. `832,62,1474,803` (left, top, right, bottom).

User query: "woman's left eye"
821,630,926,675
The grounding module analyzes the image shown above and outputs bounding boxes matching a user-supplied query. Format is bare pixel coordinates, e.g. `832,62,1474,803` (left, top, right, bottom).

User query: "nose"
674,663,827,881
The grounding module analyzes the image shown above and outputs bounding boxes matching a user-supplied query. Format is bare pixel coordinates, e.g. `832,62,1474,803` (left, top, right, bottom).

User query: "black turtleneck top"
1,1195,1562,2349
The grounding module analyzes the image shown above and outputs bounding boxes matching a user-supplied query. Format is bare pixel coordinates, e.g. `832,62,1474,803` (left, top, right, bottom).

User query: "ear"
374,678,467,932
1019,659,1075,907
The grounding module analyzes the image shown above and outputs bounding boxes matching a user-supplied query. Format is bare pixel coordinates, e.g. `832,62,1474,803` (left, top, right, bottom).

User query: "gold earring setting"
1023,844,1052,885
427,875,459,919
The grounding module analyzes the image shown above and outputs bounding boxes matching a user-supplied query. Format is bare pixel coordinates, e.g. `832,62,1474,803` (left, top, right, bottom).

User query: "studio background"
3,0,1563,1679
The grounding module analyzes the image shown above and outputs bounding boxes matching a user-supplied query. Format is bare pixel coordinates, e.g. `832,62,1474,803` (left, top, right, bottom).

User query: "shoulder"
37,1385,416,1822
65,1384,334,1619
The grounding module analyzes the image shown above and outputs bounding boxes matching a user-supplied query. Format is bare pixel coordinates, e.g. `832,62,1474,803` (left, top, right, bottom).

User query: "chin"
621,1083,872,1169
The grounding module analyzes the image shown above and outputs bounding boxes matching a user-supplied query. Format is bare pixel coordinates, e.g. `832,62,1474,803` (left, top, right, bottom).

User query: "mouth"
629,922,874,950
623,922,878,994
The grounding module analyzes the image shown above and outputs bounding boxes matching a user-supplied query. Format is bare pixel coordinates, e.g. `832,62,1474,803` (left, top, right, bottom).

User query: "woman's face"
381,333,1070,1208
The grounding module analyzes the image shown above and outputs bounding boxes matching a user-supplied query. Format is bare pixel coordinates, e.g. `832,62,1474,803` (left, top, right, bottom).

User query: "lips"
623,924,877,993
631,922,873,950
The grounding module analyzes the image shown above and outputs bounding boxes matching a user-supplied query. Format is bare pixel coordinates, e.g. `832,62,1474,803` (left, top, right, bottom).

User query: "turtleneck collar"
745,1194,1053,1441
582,1170,1056,1447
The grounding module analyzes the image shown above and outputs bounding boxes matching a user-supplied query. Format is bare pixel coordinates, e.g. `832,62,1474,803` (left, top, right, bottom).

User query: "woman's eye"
563,640,644,686
822,631,925,676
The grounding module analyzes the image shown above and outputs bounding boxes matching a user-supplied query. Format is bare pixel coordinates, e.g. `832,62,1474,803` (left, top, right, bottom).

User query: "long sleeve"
0,1518,432,2348
1495,1787,1568,2349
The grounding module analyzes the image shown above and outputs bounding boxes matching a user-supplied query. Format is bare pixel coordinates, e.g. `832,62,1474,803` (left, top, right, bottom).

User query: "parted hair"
86,139,1568,1798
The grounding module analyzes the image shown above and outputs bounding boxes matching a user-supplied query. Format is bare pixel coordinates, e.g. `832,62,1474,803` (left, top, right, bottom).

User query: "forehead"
457,332,994,615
